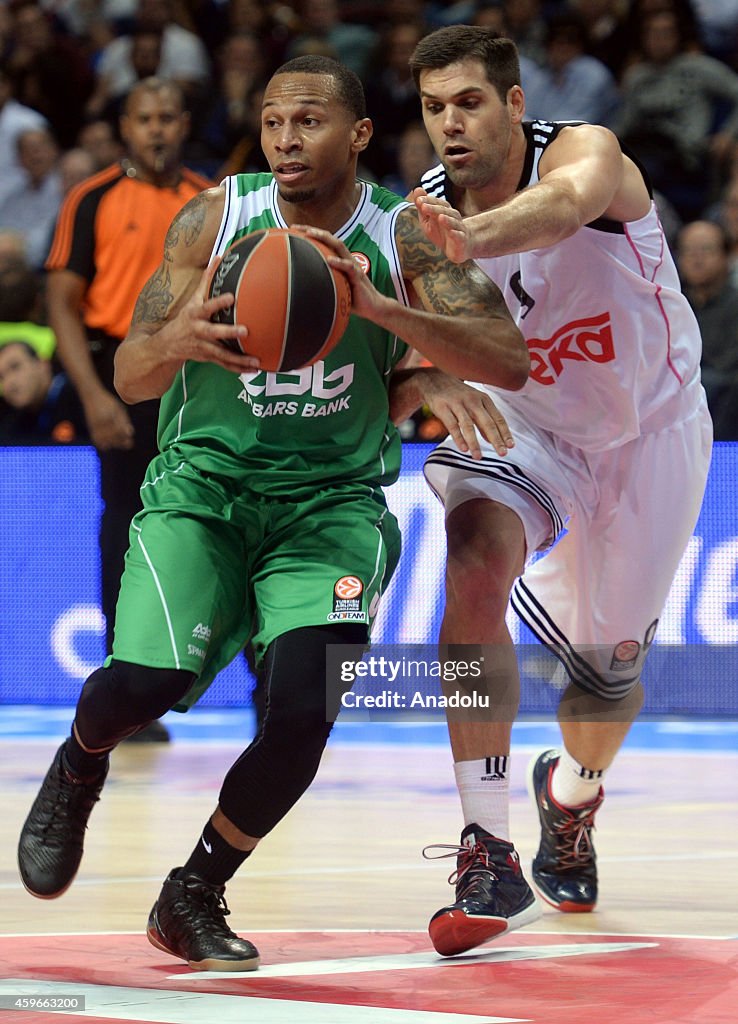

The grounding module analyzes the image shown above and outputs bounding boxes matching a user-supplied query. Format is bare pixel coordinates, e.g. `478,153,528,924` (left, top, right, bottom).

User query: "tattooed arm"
114,187,259,403
297,207,528,389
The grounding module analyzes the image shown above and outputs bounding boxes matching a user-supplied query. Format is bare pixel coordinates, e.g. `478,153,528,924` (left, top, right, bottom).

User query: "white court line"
169,941,658,981
0,980,524,1023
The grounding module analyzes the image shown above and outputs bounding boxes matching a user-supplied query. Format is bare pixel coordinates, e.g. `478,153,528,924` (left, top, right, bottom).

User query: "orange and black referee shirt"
46,163,213,341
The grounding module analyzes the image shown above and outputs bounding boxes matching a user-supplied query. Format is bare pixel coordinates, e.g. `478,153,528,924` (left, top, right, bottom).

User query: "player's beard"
443,149,506,191
277,186,317,205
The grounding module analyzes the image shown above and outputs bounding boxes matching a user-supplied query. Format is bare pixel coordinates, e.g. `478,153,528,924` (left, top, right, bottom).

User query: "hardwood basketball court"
1,715,736,1022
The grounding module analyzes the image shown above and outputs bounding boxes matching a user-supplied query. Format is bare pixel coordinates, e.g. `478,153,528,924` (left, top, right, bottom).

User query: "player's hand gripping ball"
207,227,352,372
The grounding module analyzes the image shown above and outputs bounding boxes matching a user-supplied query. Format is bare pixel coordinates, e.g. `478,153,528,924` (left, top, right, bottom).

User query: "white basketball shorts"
424,385,713,698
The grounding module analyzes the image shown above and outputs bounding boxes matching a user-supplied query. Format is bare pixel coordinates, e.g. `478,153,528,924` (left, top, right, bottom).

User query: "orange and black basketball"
208,227,352,372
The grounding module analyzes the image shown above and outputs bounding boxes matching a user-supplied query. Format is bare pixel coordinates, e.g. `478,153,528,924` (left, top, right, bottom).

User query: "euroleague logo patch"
335,576,363,600
329,575,367,623
610,639,641,671
352,252,371,275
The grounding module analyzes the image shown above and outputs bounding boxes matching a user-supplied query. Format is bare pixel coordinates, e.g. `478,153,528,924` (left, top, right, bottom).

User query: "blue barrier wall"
1,443,737,714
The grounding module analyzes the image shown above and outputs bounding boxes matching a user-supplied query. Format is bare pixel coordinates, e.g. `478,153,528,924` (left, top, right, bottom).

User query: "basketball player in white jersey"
405,26,712,957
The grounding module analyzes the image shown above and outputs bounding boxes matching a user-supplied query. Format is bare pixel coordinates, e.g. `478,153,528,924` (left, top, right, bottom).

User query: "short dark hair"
545,12,588,50
409,26,521,102
123,77,186,115
0,339,40,361
271,55,366,119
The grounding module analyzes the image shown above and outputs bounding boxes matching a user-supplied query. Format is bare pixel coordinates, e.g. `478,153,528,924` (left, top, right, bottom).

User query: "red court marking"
8,1018,126,1024
2,930,736,1024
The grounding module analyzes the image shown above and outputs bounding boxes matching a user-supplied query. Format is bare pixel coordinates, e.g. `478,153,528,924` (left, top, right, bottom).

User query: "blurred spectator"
58,147,97,195
96,0,139,34
619,0,703,66
468,1,549,92
501,0,547,64
0,256,55,356
364,19,427,181
0,340,87,443
223,0,295,68
87,25,164,123
424,1,478,26
288,0,379,78
90,0,211,116
471,0,507,32
381,120,436,196
677,219,738,438
286,31,338,60
45,80,211,731
521,11,620,127
5,0,94,149
0,126,62,268
210,79,270,179
380,0,429,23
0,229,28,270
614,6,738,219
188,29,270,178
0,60,49,200
77,117,125,170
690,0,738,64
40,0,108,36
569,0,630,79
710,175,738,286
653,189,684,251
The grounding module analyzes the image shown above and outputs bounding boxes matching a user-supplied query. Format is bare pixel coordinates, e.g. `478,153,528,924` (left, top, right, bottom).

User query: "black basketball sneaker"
147,869,260,971
527,749,604,912
424,823,541,956
18,742,108,899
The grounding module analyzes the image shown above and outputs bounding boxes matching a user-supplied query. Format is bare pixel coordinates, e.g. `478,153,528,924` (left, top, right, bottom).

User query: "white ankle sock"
454,756,510,840
550,747,606,808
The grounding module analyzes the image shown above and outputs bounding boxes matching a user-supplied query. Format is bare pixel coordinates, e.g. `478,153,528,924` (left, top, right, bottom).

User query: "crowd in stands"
2,0,738,441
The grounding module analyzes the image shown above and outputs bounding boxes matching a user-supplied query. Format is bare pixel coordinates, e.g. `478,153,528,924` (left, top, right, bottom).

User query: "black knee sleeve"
219,624,367,836
74,660,196,749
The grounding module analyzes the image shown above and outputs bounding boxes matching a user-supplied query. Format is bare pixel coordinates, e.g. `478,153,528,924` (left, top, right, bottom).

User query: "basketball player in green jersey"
18,55,529,971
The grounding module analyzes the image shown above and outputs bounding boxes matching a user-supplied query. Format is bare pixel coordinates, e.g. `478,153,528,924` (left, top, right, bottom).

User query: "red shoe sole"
535,888,596,913
555,900,596,913
429,910,508,957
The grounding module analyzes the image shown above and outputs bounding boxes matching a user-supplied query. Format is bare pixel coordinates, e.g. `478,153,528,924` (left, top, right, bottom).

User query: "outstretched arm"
297,207,529,390
390,365,515,459
114,187,259,404
412,124,651,262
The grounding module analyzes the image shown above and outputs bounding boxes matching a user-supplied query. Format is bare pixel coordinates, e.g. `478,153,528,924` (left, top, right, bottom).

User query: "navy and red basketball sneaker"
527,749,604,912
425,824,541,956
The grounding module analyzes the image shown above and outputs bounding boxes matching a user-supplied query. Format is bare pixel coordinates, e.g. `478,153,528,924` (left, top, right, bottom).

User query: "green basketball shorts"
111,452,401,710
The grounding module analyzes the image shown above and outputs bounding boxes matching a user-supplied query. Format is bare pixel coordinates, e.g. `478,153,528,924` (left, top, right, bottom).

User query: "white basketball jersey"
420,120,704,451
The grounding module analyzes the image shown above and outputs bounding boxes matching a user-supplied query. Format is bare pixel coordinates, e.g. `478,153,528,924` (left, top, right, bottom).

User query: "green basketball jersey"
157,174,411,497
